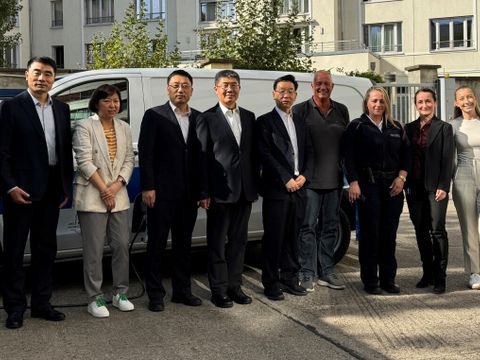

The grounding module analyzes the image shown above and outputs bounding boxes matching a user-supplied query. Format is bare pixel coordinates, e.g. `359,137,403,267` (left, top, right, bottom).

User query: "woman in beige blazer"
73,84,135,318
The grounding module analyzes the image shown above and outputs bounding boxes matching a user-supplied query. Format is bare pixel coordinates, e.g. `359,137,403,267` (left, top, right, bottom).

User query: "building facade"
4,0,479,82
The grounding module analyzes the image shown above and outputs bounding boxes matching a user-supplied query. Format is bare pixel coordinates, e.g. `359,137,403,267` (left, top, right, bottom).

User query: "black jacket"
196,103,258,203
256,108,313,199
404,116,454,192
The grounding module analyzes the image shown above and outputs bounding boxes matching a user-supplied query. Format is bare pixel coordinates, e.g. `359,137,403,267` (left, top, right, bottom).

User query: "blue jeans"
298,189,340,280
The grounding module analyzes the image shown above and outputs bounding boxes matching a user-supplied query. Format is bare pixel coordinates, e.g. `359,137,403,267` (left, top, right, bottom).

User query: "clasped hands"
100,181,122,210
285,175,306,193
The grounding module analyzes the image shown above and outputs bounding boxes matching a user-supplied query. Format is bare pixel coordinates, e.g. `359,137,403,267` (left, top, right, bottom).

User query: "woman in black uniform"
343,86,411,294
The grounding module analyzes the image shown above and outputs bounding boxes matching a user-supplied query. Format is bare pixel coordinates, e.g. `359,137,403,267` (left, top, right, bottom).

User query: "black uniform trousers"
357,177,404,288
206,200,252,296
406,181,449,283
145,198,198,302
261,191,304,288
2,166,62,314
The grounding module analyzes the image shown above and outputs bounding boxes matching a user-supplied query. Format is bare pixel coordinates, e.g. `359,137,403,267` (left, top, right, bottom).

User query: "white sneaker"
112,293,135,311
88,297,109,318
469,273,480,289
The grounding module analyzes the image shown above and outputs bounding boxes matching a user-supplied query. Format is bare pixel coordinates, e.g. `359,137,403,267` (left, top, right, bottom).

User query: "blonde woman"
450,86,480,289
73,84,135,317
342,87,410,295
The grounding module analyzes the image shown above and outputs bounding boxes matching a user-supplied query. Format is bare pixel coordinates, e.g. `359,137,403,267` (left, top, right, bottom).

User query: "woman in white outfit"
450,86,480,289
73,84,135,317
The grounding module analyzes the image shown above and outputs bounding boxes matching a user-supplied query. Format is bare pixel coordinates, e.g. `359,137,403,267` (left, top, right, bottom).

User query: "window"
85,0,114,25
136,0,166,20
85,44,94,65
430,17,473,50
51,0,63,27
280,0,309,15
1,46,19,68
364,22,402,53
199,1,235,22
53,46,64,69
293,27,310,53
53,79,129,126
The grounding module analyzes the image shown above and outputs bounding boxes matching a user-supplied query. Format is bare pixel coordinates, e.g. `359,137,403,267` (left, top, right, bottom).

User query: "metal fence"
377,82,438,124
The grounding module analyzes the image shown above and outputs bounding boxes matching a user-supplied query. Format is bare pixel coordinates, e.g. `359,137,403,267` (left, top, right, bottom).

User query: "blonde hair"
363,86,397,127
453,86,480,119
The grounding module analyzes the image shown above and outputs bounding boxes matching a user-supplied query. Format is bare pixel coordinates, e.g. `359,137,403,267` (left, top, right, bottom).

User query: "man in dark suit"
0,56,73,329
196,70,258,308
139,70,203,312
256,75,313,300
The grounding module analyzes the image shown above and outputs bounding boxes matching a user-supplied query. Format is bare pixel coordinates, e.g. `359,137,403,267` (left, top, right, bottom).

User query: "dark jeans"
406,183,449,282
298,188,340,280
358,179,404,288
261,192,304,288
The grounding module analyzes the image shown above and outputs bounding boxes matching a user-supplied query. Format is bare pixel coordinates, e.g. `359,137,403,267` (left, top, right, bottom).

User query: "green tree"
0,0,22,67
199,0,313,71
88,1,180,69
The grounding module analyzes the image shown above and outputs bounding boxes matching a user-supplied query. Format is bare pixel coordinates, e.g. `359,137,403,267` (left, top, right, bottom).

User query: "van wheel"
333,208,351,264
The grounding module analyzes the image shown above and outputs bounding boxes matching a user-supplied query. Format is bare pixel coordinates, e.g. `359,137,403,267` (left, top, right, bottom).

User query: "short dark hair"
214,69,240,85
414,87,436,103
167,69,193,85
27,56,57,74
88,84,122,114
273,74,298,91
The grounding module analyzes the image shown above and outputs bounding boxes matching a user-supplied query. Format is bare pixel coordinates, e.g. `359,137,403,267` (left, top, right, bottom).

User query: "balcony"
86,16,114,25
311,40,368,54
140,12,165,21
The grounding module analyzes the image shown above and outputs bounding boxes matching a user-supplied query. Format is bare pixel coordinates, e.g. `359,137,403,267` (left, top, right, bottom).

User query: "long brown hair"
453,86,480,119
363,86,397,127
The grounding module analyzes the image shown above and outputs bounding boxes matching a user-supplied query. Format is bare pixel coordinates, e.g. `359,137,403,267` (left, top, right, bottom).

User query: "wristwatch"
118,177,127,186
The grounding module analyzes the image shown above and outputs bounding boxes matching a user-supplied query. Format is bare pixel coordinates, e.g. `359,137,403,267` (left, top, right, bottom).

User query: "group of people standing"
2,56,480,330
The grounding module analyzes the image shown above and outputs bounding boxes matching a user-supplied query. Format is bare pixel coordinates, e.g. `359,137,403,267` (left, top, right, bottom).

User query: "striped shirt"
103,126,117,164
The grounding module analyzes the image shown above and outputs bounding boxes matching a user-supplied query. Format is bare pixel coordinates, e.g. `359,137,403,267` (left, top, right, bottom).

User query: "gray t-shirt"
293,98,350,189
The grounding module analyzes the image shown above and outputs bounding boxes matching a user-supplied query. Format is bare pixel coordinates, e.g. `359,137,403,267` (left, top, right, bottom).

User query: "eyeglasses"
217,83,240,90
168,83,192,90
275,89,296,96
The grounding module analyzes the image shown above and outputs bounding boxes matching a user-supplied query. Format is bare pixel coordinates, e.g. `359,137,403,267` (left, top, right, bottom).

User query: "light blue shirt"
28,90,57,165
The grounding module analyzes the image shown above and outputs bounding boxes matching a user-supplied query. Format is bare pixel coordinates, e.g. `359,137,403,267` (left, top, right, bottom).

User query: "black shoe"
148,299,165,312
380,283,401,294
433,282,446,294
227,288,252,305
211,294,234,308
416,276,433,288
364,286,382,295
171,293,202,307
280,280,307,296
5,312,24,329
31,306,65,321
264,286,284,301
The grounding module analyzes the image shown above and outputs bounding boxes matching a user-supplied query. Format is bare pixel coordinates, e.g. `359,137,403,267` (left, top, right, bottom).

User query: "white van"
0,68,372,262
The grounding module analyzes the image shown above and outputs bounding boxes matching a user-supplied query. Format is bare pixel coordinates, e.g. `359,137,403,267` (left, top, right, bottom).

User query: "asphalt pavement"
0,202,479,360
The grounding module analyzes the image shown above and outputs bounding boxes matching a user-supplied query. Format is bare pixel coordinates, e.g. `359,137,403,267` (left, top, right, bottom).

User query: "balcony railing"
51,19,63,27
86,16,114,25
311,40,368,54
140,11,165,21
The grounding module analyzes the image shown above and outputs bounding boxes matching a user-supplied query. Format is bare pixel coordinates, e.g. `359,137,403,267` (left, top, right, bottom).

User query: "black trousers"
145,198,198,302
357,179,404,288
261,192,304,288
406,182,449,282
206,200,252,296
2,168,62,314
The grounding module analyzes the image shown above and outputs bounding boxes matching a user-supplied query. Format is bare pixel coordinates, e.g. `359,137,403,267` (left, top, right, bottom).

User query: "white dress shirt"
275,106,299,176
219,102,242,145
169,101,191,142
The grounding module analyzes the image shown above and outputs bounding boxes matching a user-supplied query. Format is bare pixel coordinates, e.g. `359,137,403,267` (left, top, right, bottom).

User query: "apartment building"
4,0,479,83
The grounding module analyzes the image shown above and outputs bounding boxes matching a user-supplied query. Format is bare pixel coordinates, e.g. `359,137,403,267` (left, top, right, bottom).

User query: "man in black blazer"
0,56,73,329
196,70,258,308
139,70,203,311
256,75,313,300
404,88,454,293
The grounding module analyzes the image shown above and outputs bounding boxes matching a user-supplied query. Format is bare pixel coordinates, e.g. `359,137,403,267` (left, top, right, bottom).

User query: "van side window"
53,79,129,129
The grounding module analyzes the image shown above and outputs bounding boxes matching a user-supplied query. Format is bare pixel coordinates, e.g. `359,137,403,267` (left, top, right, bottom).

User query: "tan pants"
452,161,480,274
78,210,130,300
